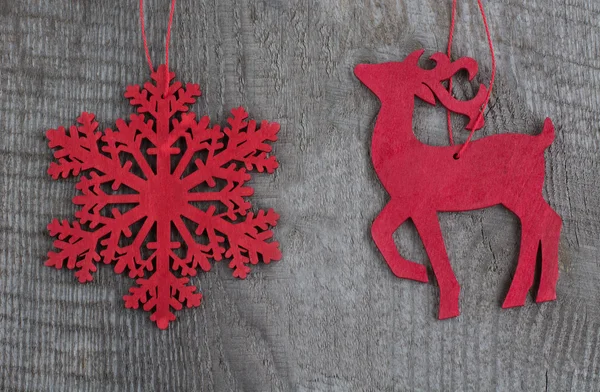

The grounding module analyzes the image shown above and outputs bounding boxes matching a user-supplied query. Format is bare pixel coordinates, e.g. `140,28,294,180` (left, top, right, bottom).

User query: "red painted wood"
46,65,281,329
355,50,562,319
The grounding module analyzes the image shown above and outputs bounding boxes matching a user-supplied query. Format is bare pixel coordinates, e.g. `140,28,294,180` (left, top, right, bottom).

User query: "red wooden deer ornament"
355,50,562,319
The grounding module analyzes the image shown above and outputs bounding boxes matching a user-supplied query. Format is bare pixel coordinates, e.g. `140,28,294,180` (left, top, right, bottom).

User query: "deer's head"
355,50,488,131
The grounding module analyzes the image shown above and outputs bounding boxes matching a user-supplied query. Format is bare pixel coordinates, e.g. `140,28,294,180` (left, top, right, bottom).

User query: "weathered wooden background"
1,0,600,390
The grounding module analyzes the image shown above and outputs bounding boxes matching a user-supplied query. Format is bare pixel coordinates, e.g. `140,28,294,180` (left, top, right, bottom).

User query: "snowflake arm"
73,173,140,228
106,115,157,178
125,67,201,120
124,274,202,330
171,216,213,276
113,217,156,278
169,82,202,117
182,205,281,278
47,113,146,191
124,85,157,118
225,209,281,278
47,112,101,179
171,115,223,180
46,219,101,283
213,107,280,173
46,206,146,281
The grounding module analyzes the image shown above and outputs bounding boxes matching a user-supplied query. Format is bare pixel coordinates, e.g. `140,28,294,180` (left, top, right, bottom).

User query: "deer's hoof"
438,287,460,319
535,291,557,304
391,262,428,283
438,306,460,320
501,296,526,309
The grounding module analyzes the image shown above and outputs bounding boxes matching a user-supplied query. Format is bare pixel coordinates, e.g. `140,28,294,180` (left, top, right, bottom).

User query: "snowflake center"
141,173,187,219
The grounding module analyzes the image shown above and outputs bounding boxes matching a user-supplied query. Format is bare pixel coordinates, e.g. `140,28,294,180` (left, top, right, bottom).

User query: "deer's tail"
538,118,555,149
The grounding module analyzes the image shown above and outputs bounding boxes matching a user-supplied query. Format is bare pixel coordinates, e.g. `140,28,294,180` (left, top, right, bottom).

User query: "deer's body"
372,108,552,211
356,50,562,319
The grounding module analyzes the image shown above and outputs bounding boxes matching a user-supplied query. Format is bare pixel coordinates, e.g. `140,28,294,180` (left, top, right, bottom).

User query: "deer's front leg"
372,201,428,283
502,216,539,309
412,210,460,319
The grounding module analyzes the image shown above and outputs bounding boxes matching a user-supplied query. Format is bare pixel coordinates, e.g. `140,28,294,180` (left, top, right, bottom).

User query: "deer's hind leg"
502,212,539,309
372,201,429,283
502,198,560,308
412,210,460,319
536,203,562,303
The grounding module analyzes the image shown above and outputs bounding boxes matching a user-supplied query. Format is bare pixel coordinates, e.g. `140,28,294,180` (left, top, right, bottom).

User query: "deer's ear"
416,84,436,105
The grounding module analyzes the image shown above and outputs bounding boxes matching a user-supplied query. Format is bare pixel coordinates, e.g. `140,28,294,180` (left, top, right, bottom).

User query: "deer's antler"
420,52,489,131
428,53,479,82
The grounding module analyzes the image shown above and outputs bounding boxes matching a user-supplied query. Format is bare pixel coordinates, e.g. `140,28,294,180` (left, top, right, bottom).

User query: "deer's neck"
371,101,419,167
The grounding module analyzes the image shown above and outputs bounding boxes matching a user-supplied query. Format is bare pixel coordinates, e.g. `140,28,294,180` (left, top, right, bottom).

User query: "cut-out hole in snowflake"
46,65,281,329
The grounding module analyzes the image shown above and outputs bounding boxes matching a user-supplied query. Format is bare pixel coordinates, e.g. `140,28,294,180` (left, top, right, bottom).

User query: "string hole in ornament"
453,153,460,160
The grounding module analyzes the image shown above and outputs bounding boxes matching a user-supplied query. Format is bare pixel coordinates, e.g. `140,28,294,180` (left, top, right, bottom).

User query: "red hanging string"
139,0,177,97
446,0,496,158
139,0,154,73
165,0,176,78
446,0,458,146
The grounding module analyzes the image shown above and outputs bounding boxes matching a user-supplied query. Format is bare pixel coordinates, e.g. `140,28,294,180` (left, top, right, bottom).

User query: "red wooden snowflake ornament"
46,65,281,329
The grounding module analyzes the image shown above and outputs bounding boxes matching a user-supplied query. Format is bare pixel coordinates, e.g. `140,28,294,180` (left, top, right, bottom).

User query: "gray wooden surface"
1,0,600,390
